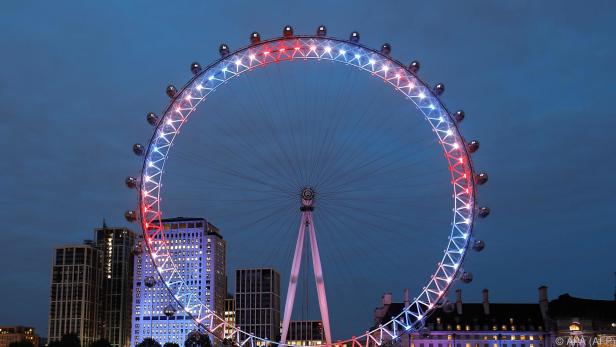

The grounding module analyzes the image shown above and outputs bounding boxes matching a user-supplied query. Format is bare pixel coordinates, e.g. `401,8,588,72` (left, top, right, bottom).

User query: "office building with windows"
235,268,281,343
287,321,324,346
95,226,136,347
47,241,103,347
130,218,226,346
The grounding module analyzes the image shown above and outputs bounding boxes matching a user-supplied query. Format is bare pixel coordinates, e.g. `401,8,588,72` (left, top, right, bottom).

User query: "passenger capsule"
132,143,144,156
166,85,177,98
460,271,473,284
380,43,392,55
124,210,137,223
316,25,327,37
467,140,480,153
190,62,202,75
144,276,157,288
442,302,455,313
250,32,261,44
476,172,488,185
434,83,445,96
472,239,485,252
125,176,138,189
146,112,159,126
454,110,465,123
349,31,360,43
283,25,294,37
409,60,420,73
219,43,230,57
478,207,491,218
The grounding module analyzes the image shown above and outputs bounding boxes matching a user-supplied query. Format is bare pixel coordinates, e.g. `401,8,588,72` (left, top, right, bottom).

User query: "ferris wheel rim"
136,34,479,347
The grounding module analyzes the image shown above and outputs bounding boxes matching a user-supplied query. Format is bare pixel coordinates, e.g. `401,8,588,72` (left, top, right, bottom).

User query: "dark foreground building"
235,268,281,343
373,286,616,347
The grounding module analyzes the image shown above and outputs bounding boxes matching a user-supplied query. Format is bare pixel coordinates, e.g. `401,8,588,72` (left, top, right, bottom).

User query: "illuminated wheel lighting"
131,32,486,347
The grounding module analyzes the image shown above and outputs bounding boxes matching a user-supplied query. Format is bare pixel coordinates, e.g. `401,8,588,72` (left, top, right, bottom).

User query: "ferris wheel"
125,25,490,347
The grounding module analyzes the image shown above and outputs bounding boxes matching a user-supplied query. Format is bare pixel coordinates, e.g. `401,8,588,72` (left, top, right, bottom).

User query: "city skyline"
2,0,616,342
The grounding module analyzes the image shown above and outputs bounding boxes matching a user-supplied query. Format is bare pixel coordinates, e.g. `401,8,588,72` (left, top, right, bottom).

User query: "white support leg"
307,213,333,346
280,212,308,344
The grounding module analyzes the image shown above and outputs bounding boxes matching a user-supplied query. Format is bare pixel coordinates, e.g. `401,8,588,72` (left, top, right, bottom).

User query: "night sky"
1,0,616,339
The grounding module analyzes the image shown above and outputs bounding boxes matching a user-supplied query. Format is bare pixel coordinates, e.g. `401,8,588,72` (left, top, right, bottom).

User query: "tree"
60,333,81,347
163,343,180,347
137,338,161,347
8,341,34,347
184,331,211,347
90,339,112,347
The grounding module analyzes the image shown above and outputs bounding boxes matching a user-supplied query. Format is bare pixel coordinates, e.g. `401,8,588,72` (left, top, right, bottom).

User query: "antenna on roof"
614,272,616,301
103,218,108,229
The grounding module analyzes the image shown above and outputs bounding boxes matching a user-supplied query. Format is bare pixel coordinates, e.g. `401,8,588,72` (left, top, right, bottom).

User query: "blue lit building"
130,218,226,346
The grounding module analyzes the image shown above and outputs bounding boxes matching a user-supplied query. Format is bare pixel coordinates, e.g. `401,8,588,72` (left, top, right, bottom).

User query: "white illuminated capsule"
250,32,260,44
190,62,201,75
349,31,360,43
219,43,230,57
316,25,327,37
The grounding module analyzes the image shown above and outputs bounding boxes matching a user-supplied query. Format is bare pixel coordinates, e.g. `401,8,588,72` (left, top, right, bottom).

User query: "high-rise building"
0,326,40,347
234,268,281,343
95,226,136,347
48,241,103,347
287,321,324,346
130,218,226,346
224,296,236,338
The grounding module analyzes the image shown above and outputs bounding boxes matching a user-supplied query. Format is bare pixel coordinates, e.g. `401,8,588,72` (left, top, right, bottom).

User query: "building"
224,296,236,338
95,225,136,347
47,241,103,347
286,321,324,346
544,289,616,347
234,268,281,343
130,218,226,346
374,288,548,347
0,326,40,347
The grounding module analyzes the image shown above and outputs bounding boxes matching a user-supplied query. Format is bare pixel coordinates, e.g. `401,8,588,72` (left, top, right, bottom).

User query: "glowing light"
222,67,228,72
395,73,401,78
264,51,270,55
429,104,435,110
166,119,172,125
382,65,389,72
438,116,444,122
184,95,191,101
339,49,346,55
294,47,300,50
148,161,153,167
309,45,316,51
446,129,453,136
452,142,460,149
196,84,203,91
324,46,332,53
369,59,376,65
249,54,256,60
208,76,214,81
354,54,361,59
235,59,242,66
419,92,426,99
464,218,471,224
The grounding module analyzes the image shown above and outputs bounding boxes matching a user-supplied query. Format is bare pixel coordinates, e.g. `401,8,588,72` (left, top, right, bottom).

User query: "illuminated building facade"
95,226,136,347
287,321,324,346
0,326,40,347
130,218,226,346
374,289,548,347
47,241,103,347
224,296,236,338
235,268,281,343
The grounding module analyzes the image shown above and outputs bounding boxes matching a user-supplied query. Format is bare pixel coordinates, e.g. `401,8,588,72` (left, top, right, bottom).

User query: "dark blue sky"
1,0,615,338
